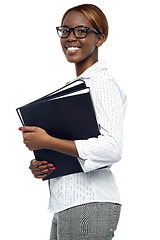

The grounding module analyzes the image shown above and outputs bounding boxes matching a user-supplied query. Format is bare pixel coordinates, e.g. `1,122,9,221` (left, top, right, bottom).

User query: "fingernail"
50,164,54,167
19,127,22,131
49,171,52,174
51,167,56,171
44,161,48,165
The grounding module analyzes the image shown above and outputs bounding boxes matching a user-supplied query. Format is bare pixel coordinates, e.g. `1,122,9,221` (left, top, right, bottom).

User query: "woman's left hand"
19,126,50,151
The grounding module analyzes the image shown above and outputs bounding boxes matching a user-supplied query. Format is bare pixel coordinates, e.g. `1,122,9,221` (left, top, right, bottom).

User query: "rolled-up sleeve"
74,72,127,172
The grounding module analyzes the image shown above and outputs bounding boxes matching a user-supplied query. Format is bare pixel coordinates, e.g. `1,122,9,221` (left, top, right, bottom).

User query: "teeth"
67,47,79,50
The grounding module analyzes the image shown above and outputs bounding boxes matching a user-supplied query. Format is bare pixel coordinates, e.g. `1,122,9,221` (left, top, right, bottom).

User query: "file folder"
16,80,100,180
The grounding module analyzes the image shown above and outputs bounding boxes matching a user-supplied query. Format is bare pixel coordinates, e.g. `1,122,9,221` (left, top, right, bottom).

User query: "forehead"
62,10,92,27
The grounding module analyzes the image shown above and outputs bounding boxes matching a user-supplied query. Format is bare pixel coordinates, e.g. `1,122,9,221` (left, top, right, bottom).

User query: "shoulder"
90,67,126,103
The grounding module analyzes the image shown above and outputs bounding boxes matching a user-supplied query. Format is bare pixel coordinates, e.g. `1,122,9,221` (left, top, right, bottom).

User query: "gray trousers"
49,202,121,240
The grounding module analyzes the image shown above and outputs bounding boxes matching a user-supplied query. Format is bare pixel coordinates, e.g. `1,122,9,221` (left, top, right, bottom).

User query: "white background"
0,0,160,239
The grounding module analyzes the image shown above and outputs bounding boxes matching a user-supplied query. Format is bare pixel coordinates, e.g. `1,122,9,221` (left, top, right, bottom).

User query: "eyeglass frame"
56,26,101,39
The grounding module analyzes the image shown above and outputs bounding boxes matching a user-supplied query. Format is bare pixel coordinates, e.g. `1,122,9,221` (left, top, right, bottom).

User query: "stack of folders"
16,79,100,180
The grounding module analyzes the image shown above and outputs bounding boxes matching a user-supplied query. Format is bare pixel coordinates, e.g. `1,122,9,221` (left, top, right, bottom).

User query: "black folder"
16,80,100,180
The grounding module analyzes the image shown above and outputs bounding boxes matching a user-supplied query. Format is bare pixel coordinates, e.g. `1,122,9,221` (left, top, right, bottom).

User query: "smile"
66,46,81,54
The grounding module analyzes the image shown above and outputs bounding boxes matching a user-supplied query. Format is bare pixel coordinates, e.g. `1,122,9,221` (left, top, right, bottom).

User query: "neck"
75,56,98,77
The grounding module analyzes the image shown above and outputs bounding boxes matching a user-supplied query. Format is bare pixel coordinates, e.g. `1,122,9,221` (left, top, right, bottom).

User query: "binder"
16,80,100,180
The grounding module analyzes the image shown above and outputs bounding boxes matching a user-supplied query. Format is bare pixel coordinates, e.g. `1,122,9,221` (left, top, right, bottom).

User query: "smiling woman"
20,4,127,240
59,5,108,76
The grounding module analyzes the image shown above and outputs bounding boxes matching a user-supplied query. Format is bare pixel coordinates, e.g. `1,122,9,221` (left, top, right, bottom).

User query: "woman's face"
60,10,102,71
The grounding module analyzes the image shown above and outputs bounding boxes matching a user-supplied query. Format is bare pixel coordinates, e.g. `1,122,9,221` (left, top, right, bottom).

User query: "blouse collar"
76,60,107,80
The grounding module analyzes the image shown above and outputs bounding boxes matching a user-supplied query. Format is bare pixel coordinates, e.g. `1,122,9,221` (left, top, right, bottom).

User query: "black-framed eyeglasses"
56,26,101,39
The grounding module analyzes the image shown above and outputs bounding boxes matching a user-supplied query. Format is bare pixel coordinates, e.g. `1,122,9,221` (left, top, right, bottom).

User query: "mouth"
65,46,81,54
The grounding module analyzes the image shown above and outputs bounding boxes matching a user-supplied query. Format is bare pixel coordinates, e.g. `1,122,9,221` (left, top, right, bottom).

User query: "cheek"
60,40,65,52
81,42,97,58
81,36,98,51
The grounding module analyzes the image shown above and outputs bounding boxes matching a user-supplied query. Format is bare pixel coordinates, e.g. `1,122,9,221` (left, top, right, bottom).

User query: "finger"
20,126,37,133
31,168,50,175
30,165,48,172
34,170,52,179
29,163,54,173
34,173,49,179
30,160,48,167
31,160,54,169
38,163,55,170
29,165,41,171
31,165,55,174
36,174,49,179
30,165,50,172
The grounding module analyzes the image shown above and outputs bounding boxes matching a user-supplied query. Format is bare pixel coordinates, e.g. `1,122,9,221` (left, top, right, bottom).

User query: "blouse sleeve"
74,72,127,172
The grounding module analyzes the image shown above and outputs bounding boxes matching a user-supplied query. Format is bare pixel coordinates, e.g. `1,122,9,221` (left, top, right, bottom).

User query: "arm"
19,126,79,158
74,75,127,172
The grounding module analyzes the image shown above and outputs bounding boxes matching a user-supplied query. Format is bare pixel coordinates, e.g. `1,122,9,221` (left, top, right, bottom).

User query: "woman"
19,4,127,240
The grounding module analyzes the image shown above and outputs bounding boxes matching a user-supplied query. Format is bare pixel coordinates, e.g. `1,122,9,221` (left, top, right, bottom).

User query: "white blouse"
49,60,127,213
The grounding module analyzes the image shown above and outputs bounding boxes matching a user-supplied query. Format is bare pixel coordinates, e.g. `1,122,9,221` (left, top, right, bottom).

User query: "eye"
77,28,86,33
78,29,86,33
58,27,70,37
61,28,69,34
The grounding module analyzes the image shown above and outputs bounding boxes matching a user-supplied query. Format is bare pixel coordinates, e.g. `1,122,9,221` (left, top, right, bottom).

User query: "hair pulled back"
61,4,109,42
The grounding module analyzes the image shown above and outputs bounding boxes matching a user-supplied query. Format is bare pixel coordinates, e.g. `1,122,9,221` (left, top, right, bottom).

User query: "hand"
19,126,51,151
29,159,55,179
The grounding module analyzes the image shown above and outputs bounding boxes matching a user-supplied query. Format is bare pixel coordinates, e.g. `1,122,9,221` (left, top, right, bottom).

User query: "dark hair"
61,4,109,42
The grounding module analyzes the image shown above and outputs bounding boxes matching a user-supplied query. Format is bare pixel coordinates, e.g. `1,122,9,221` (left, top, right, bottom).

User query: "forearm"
20,126,79,158
45,135,79,158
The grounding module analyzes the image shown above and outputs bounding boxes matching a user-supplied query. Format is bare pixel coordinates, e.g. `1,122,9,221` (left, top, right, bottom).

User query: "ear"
96,34,105,47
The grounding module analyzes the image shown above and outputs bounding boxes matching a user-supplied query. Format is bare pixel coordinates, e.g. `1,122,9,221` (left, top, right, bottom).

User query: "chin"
66,59,77,63
65,55,80,64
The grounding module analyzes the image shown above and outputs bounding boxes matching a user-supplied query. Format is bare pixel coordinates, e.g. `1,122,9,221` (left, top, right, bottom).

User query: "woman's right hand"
29,159,55,179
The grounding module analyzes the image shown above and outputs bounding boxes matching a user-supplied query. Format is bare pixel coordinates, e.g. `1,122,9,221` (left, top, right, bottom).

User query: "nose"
67,29,77,41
